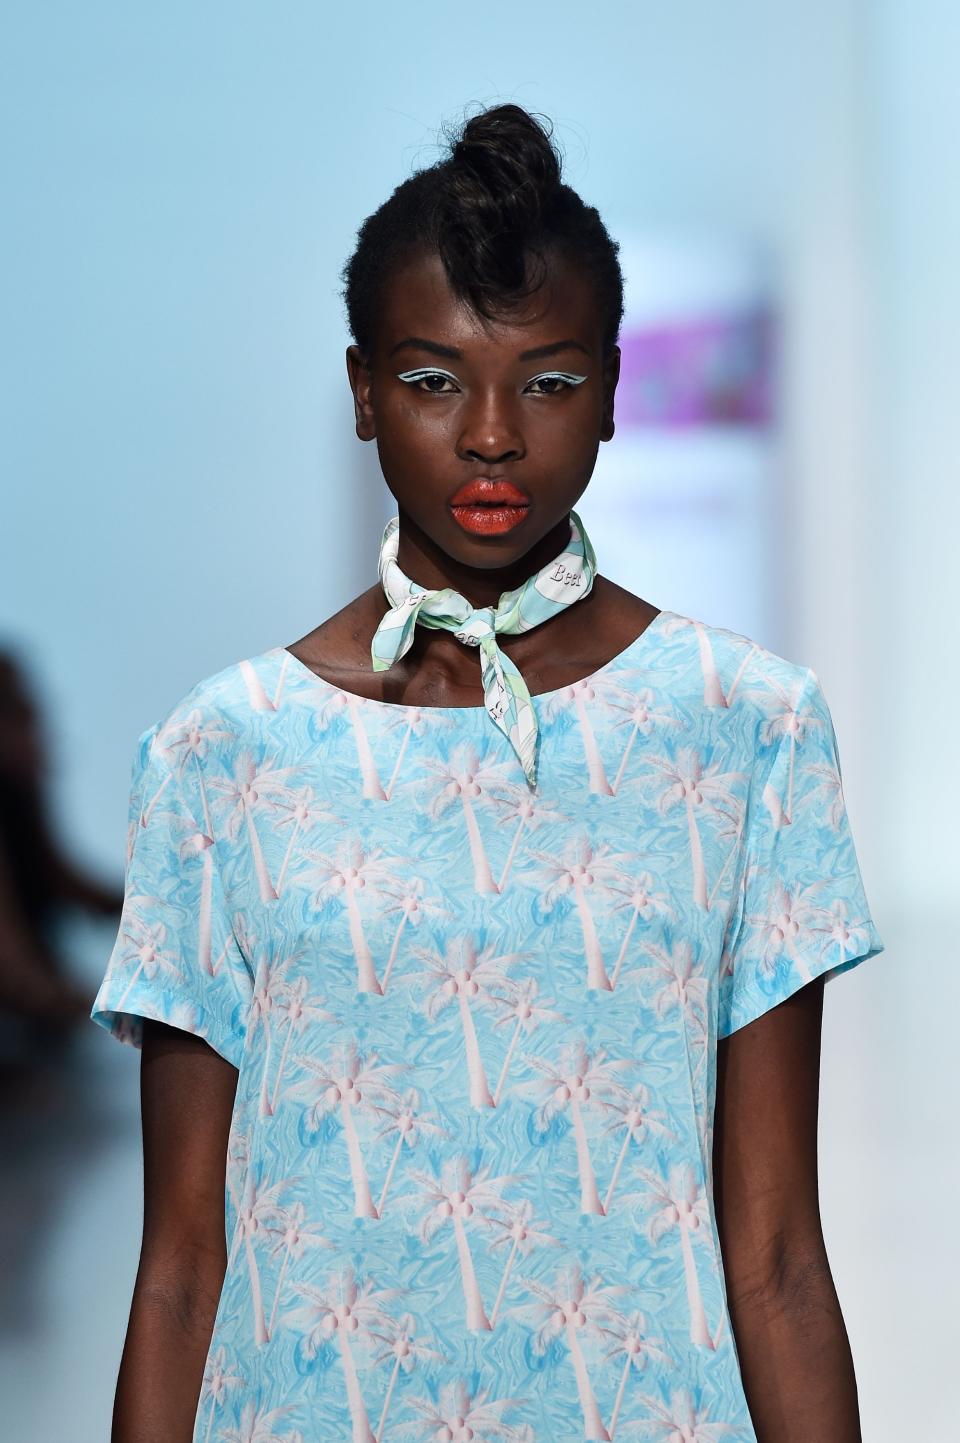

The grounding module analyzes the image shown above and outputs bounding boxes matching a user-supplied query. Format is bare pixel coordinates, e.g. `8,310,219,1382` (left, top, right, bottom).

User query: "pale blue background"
1,2,954,1438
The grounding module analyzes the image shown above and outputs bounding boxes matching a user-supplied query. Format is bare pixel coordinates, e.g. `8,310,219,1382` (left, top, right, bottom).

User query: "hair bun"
340,101,624,360
451,104,562,203
438,105,565,305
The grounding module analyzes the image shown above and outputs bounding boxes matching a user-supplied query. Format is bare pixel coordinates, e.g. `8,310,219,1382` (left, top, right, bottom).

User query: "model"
91,102,885,1443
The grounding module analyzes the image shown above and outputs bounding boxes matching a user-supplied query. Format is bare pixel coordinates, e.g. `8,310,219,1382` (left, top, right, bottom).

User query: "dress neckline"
272,608,679,715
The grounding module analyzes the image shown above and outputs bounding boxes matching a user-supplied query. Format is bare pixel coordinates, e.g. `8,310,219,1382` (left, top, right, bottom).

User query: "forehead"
376,247,602,358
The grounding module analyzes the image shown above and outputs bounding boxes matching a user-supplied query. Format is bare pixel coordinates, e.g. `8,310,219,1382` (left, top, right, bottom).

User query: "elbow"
724,1225,835,1314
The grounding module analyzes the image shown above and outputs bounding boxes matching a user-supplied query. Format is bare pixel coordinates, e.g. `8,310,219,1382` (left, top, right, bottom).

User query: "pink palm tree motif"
164,994,204,1042
489,785,567,893
487,1198,561,1325
617,1385,737,1439
519,835,632,990
264,1199,335,1338
599,1081,678,1215
366,1311,445,1442
140,762,173,829
113,904,182,1012
752,674,827,825
265,973,339,1117
627,938,709,1034
247,942,311,1117
281,1265,403,1443
531,669,614,796
802,756,847,829
291,675,386,795
408,935,527,1108
381,706,454,801
606,869,674,989
656,612,742,712
376,877,451,994
225,1126,252,1237
416,741,516,894
141,791,221,975
539,670,639,796
507,1260,631,1441
123,812,139,867
272,783,342,896
207,751,300,904
685,1005,711,1151
292,838,406,994
810,896,876,969
238,655,289,713
402,1155,522,1331
400,1378,531,1442
607,687,683,795
338,691,392,801
368,1086,448,1218
514,1040,635,1215
705,802,745,914
187,830,219,975
220,1398,301,1443
199,1343,245,1443
686,616,731,709
723,639,762,709
488,977,565,1106
742,878,836,985
625,1162,717,1350
645,748,747,910
159,708,233,835
285,1040,408,1218
232,1169,302,1346
600,1309,672,1439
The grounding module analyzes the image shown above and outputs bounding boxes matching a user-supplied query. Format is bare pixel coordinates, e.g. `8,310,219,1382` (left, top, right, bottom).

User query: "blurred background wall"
0,2,954,1437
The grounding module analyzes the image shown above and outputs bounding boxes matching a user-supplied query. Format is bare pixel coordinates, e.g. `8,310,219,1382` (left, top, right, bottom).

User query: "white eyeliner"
395,368,589,386
396,368,459,383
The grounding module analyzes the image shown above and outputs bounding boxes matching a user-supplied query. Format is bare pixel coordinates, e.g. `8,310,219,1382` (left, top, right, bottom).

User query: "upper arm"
713,974,827,1303
90,720,254,1068
139,1018,239,1281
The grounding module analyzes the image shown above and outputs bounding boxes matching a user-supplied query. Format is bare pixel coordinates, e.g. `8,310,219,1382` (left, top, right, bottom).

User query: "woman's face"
346,246,620,584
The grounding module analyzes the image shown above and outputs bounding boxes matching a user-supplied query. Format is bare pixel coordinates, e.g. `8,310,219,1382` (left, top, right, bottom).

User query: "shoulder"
141,646,294,763
656,609,818,730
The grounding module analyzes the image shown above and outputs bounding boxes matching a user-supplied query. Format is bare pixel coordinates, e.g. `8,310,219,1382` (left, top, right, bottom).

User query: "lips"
449,478,530,508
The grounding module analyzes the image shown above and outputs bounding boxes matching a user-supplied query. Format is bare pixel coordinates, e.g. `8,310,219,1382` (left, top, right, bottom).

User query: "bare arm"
111,1021,238,1443
713,977,862,1442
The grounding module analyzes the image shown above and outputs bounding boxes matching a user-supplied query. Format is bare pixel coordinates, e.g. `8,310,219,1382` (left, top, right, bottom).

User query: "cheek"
526,405,597,461
380,398,452,452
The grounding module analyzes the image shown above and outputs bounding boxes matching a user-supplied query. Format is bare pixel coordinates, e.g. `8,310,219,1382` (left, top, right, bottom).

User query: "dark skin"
114,248,861,1442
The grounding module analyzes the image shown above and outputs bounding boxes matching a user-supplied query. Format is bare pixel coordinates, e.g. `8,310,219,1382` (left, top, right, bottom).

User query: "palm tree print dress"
90,608,885,1443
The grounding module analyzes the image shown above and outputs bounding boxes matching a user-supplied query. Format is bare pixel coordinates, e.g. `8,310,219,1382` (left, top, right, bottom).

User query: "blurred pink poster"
583,234,778,638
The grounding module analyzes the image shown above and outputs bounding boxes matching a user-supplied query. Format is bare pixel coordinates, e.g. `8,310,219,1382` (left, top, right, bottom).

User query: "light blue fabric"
90,608,884,1443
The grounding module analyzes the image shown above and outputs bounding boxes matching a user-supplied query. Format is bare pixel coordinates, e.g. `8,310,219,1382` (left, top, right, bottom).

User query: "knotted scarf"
371,508,598,789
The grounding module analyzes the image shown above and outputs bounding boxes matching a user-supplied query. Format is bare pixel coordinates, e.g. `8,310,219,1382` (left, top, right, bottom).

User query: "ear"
346,345,376,441
599,344,620,443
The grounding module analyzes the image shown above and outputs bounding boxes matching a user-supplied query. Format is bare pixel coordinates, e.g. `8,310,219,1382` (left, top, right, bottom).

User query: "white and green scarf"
371,508,598,789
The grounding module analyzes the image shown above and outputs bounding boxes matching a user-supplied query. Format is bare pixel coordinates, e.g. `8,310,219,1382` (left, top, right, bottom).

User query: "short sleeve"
717,666,885,1039
90,722,254,1068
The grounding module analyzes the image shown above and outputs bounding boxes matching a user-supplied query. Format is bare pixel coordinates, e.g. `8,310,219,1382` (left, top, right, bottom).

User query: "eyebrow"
387,336,590,363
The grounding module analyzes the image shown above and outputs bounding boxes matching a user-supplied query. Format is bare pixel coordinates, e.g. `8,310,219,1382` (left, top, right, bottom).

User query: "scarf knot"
371,509,598,789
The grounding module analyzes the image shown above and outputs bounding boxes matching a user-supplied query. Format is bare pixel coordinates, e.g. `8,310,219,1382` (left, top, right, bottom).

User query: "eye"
524,371,589,395
396,368,460,393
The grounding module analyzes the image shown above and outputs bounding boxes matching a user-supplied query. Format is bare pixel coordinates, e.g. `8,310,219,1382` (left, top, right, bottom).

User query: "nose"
455,387,525,466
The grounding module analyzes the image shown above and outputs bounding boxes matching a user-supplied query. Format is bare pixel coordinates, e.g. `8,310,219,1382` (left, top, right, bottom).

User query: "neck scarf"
371,508,598,789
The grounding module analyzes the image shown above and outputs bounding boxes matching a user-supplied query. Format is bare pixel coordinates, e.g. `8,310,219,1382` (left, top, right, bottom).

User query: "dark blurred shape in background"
0,648,122,1086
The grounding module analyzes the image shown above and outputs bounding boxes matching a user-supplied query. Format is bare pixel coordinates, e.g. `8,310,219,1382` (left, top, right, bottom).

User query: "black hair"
340,102,625,363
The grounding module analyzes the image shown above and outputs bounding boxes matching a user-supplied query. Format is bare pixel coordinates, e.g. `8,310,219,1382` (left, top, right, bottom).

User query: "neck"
392,508,574,608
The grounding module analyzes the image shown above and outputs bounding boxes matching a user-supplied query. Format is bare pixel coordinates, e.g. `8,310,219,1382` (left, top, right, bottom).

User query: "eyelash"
395,368,589,395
